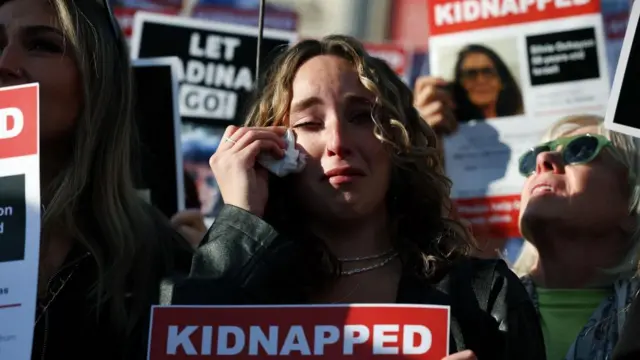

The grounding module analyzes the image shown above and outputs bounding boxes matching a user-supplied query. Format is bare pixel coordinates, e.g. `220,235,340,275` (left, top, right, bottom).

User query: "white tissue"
257,129,306,177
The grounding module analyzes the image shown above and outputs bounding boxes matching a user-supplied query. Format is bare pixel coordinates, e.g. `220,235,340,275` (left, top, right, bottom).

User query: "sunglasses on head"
518,133,611,177
460,67,497,80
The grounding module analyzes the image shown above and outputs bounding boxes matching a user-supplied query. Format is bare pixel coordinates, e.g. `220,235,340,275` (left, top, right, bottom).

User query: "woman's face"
460,52,501,108
519,125,631,236
0,0,80,143
288,55,392,221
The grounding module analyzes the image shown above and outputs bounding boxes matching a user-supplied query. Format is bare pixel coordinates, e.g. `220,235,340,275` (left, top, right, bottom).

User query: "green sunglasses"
518,133,611,177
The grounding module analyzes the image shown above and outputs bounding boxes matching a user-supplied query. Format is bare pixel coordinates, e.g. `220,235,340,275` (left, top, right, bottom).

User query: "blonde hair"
512,114,640,277
244,35,473,294
42,0,188,337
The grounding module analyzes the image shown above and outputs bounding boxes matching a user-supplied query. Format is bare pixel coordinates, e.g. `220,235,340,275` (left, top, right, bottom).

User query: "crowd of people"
3,0,640,359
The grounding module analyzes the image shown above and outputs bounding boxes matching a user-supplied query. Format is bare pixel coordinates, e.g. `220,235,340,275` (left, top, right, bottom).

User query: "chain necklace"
34,253,90,325
337,248,396,262
339,251,398,276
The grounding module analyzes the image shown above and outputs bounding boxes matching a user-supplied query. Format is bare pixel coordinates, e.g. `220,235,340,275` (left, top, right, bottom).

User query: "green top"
537,288,611,360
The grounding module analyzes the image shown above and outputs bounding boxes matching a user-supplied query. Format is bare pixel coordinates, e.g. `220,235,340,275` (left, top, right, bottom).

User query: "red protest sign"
0,84,38,160
427,0,601,36
147,304,450,359
364,42,410,77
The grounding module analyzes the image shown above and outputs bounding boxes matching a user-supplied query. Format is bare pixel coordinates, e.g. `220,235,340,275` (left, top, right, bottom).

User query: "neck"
529,226,627,289
307,207,402,304
481,103,497,119
308,208,393,260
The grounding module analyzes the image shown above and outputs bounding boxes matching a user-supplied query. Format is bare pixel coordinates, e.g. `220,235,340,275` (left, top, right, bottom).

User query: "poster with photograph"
130,11,297,127
182,124,224,225
428,0,610,238
131,57,185,218
0,83,41,359
604,0,640,137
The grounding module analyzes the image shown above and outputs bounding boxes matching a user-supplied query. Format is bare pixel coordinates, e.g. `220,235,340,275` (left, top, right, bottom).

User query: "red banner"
453,194,521,239
427,0,601,36
0,84,38,159
148,304,450,359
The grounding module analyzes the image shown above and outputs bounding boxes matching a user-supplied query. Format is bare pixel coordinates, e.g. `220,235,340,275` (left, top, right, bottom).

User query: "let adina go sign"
147,304,450,359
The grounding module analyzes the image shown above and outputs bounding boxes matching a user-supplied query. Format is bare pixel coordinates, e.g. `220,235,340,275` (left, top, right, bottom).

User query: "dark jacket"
31,213,193,360
160,205,547,359
612,293,640,360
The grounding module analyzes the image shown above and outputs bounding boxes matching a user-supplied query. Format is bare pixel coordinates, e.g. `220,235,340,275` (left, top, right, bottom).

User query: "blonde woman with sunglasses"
0,1,196,359
512,114,640,360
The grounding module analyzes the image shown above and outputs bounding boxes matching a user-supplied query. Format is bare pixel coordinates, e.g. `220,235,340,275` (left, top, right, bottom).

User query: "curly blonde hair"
244,35,473,294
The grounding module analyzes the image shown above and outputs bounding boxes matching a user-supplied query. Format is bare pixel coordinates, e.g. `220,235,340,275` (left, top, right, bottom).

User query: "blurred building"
266,0,391,41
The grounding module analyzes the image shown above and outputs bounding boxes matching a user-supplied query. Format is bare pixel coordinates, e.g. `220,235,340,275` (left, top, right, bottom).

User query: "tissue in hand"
257,129,306,177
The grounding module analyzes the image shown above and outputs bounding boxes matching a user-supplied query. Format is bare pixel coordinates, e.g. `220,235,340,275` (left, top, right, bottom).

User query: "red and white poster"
147,304,450,359
0,83,41,359
364,42,411,82
427,0,610,238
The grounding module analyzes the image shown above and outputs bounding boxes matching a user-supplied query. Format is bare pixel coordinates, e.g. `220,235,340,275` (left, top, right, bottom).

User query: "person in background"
0,0,193,358
512,114,640,360
162,35,546,360
451,44,524,122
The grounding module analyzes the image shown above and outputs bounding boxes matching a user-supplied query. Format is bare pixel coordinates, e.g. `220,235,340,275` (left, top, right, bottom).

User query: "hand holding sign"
209,125,286,218
413,76,457,136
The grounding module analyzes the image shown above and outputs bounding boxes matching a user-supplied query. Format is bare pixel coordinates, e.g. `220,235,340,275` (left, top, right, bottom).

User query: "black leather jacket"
161,205,546,360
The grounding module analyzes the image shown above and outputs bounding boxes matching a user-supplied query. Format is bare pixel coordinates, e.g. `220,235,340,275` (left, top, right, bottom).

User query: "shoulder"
438,257,531,307
137,201,194,271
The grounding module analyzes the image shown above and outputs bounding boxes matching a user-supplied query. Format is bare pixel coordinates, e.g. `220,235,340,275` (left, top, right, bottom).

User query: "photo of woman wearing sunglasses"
437,41,525,123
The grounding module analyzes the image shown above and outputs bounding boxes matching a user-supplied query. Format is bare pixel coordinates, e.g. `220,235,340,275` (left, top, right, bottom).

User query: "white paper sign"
0,83,41,359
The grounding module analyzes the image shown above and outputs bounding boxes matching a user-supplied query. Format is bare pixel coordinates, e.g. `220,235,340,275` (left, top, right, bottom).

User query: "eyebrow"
344,93,374,107
0,24,63,37
290,96,323,114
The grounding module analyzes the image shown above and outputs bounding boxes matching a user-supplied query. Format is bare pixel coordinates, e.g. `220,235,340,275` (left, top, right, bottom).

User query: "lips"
323,166,365,185
324,166,365,178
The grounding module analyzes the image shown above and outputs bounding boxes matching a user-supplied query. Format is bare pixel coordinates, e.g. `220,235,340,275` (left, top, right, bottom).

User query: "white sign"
0,83,41,359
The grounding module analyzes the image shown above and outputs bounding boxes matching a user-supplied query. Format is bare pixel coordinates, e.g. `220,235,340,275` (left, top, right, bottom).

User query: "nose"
535,151,564,175
0,44,26,86
325,116,353,158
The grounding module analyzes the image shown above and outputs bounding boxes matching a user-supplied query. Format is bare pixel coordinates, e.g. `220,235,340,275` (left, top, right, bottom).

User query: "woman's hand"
414,76,458,136
170,209,207,248
209,125,286,218
442,350,477,360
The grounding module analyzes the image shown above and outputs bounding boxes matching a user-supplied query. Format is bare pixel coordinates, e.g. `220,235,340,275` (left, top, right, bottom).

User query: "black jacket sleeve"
158,205,299,305
494,261,547,360
612,293,640,360
437,259,546,360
